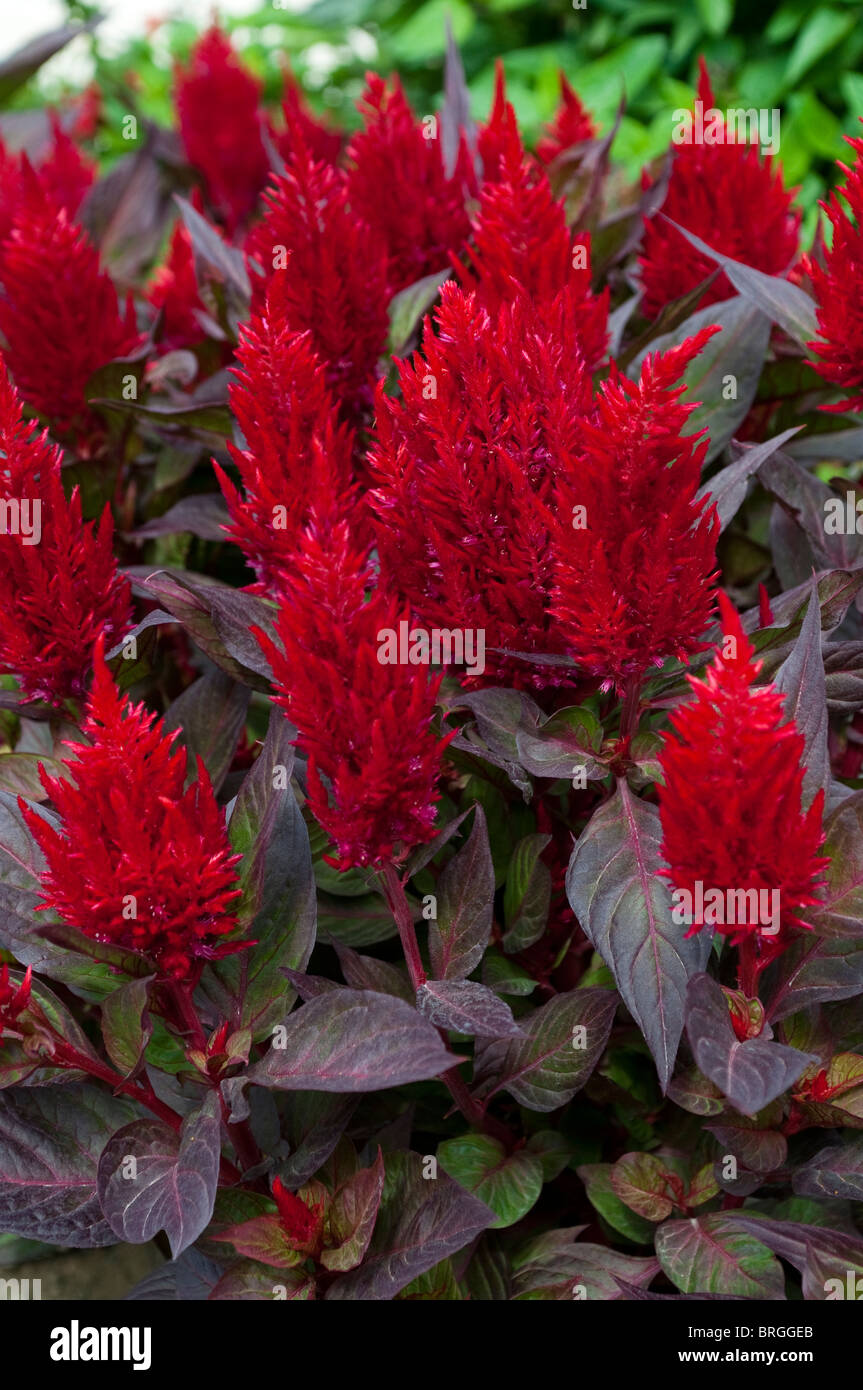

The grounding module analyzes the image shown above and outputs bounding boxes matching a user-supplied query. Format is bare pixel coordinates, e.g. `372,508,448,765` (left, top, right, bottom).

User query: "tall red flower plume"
146,217,207,351
639,59,800,318
454,119,607,368
21,645,244,982
346,73,476,293
550,329,720,690
214,276,354,593
536,74,597,165
246,144,390,423
807,132,863,412
175,25,270,234
255,506,450,869
370,280,595,688
0,115,95,259
658,592,828,942
0,178,139,445
272,71,342,168
477,60,521,185
0,360,132,706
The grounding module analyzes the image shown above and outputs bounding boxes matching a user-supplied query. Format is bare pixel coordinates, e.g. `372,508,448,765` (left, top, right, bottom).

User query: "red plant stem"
55,1039,245,1186
620,676,643,743
380,860,514,1146
163,979,208,1050
737,935,759,997
380,860,426,989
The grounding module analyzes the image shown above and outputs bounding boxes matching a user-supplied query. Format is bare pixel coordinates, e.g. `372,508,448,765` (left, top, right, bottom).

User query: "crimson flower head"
807,131,863,412
146,217,207,351
346,73,476,293
476,61,521,185
246,145,390,425
0,178,139,446
271,71,342,168
536,74,597,165
0,964,32,1038
0,360,132,707
370,280,595,688
256,506,450,870
272,1178,325,1257
0,115,94,254
174,25,269,234
550,329,720,690
658,592,828,943
21,645,244,982
454,118,607,367
214,276,354,593
639,59,800,318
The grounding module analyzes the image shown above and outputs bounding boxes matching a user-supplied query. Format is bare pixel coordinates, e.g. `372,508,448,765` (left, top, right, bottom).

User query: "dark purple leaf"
427,806,494,980
473,986,617,1111
686,973,815,1115
511,1228,659,1299
416,979,522,1038
774,579,830,807
335,942,413,1003
320,1148,386,1272
764,936,863,1020
97,1095,221,1258
566,781,710,1090
0,1086,138,1247
247,991,459,1092
793,1137,863,1201
100,976,155,1079
130,495,231,542
810,791,863,939
325,1151,494,1299
162,668,249,793
655,1213,786,1298
210,1262,315,1300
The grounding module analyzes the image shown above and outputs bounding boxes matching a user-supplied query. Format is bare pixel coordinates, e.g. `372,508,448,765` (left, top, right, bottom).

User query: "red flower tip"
658,593,829,944
808,131,863,412
21,646,244,982
174,25,269,234
536,74,596,165
0,964,32,1036
271,1177,325,1255
638,57,800,319
550,328,720,689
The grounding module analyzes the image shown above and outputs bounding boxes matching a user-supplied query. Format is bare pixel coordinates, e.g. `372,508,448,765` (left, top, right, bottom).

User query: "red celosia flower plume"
454,119,607,368
0,178,139,445
255,506,450,869
550,329,720,690
213,276,355,592
346,73,476,293
174,25,270,235
21,645,244,982
0,115,94,254
536,74,597,165
146,217,208,351
807,131,863,411
370,280,595,688
272,71,342,168
477,60,521,186
0,360,132,706
246,143,389,424
272,1178,324,1256
658,592,828,944
639,58,800,318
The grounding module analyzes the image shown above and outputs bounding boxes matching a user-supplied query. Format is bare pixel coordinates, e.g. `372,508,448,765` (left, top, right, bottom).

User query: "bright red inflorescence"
346,73,476,294
213,276,355,593
256,505,450,869
0,179,139,445
0,116,95,254
658,592,828,943
370,280,596,688
271,71,342,168
476,60,521,185
146,218,208,351
454,117,607,365
0,964,32,1038
246,144,390,425
550,329,720,691
807,132,863,411
0,361,132,707
639,59,800,318
271,1178,325,1256
21,646,244,982
175,25,270,235
536,74,597,166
